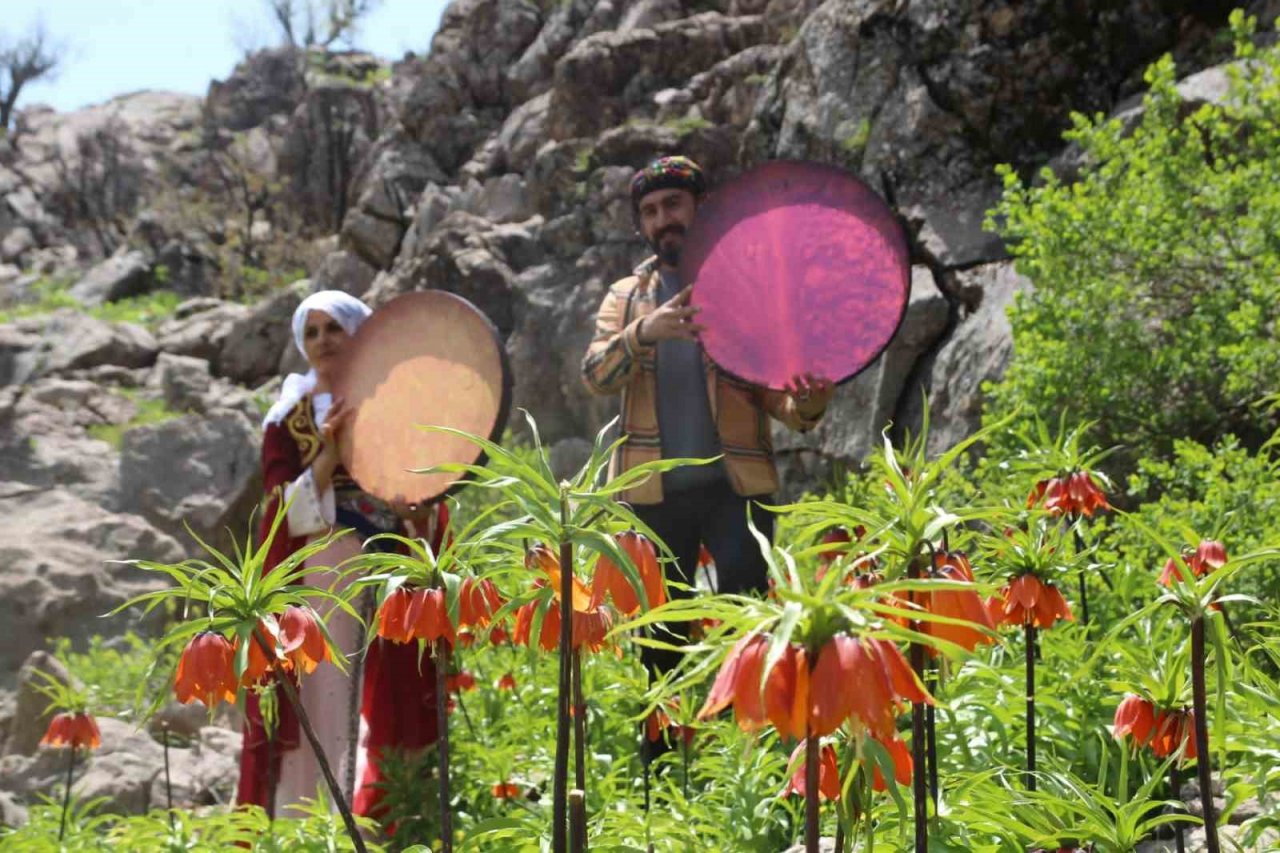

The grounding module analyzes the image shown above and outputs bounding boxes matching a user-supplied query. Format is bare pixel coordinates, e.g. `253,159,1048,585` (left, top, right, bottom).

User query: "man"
581,155,833,675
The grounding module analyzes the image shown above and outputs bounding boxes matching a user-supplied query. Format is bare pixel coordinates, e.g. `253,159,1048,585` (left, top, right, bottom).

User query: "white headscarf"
262,290,373,428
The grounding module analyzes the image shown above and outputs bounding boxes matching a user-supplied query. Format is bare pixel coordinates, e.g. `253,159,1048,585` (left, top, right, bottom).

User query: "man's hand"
783,373,834,418
637,285,706,344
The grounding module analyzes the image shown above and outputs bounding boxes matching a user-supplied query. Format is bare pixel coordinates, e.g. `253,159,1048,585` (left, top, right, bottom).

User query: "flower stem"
908,556,928,851
58,747,75,841
805,733,820,853
1025,623,1037,792
1191,615,1220,853
162,724,174,829
1170,762,1185,853
253,630,367,853
435,639,454,853
572,650,586,794
926,674,939,813
569,788,588,853
553,493,573,853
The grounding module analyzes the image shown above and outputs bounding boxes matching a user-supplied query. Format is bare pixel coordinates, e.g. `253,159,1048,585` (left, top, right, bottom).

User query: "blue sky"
6,0,450,113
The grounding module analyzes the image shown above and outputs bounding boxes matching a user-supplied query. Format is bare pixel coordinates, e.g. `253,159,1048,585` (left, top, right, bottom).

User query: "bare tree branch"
0,21,63,131
262,0,379,49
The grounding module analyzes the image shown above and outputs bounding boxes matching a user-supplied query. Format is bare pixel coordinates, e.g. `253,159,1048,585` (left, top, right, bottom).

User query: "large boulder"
900,261,1031,454
117,411,261,551
217,280,309,384
16,312,159,379
0,485,182,680
66,250,154,306
155,298,250,368
203,48,307,133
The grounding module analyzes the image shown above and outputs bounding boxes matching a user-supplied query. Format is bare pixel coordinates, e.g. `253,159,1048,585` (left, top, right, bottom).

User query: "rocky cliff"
0,0,1274,816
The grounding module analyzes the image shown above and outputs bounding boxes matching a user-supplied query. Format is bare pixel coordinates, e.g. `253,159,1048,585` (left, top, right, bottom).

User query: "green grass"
87,395,183,449
0,276,183,329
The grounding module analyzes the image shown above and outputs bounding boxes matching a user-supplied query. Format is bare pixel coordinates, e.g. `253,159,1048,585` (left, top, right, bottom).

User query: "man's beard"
649,225,686,267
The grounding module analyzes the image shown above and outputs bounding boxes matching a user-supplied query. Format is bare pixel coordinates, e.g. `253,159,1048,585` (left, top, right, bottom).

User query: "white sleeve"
283,467,335,536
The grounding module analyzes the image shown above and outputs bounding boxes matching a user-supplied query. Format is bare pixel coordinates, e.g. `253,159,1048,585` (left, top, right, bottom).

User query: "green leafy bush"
986,11,1280,470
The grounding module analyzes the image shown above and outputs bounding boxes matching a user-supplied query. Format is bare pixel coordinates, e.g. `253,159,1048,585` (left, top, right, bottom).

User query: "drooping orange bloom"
808,634,931,739
923,550,995,653
456,630,476,648
238,615,283,685
1150,708,1197,761
512,596,613,653
871,734,913,792
993,573,1073,629
1113,694,1158,745
590,531,665,615
279,605,330,674
41,712,102,750
405,587,454,645
459,577,504,628
376,587,415,643
780,740,840,801
697,633,771,730
1028,471,1110,518
446,671,476,693
497,672,517,691
763,643,811,741
489,625,510,646
174,631,238,707
1159,540,1228,587
817,528,852,568
491,781,521,799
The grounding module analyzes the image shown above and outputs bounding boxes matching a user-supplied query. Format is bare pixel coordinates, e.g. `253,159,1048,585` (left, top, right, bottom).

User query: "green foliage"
52,632,177,718
87,394,184,449
986,10,1280,469
0,794,384,851
662,114,713,136
0,276,182,328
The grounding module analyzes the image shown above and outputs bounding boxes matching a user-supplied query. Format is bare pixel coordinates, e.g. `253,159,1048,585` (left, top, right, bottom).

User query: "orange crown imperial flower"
590,530,665,616
1112,694,1157,745
871,734,913,792
1158,540,1228,587
780,740,840,801
279,605,330,674
41,711,102,750
1028,470,1110,518
923,550,995,654
175,631,238,708
459,577,504,628
991,573,1073,629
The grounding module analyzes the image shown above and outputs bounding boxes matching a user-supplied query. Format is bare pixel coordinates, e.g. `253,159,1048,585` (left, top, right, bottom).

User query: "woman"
236,290,444,822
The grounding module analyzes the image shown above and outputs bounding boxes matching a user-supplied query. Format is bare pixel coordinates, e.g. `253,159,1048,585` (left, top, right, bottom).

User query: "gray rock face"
67,250,155,306
117,411,261,550
217,280,308,384
155,299,250,368
35,312,159,378
310,249,378,297
0,486,182,679
203,48,306,132
900,261,1031,454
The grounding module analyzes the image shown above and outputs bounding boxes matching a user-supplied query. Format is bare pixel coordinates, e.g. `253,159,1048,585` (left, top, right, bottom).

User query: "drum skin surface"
680,160,910,390
333,290,512,505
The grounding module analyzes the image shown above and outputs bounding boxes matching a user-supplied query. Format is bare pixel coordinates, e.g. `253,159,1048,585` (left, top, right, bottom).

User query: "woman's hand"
783,373,834,419
313,397,353,494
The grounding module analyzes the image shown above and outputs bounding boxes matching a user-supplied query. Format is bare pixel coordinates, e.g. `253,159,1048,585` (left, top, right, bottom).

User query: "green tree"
986,10,1280,472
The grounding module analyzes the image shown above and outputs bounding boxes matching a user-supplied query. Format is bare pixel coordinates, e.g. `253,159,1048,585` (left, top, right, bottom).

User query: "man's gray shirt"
655,269,726,492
